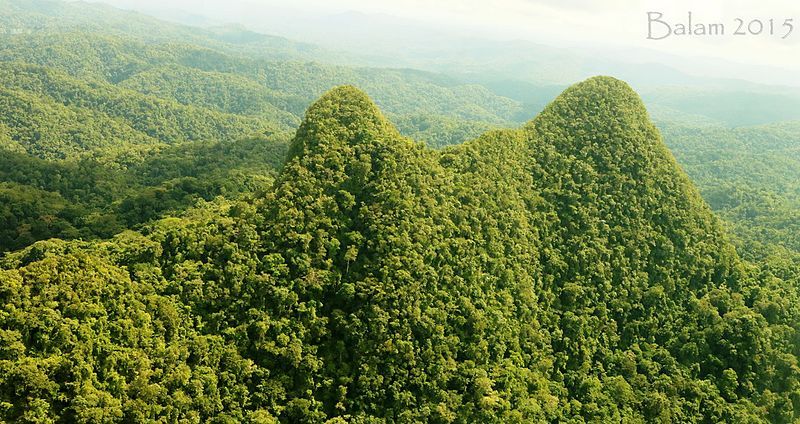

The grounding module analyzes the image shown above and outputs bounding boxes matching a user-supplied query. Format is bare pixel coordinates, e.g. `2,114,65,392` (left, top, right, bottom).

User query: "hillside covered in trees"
0,0,537,253
2,76,800,422
1,0,798,261
1,0,800,422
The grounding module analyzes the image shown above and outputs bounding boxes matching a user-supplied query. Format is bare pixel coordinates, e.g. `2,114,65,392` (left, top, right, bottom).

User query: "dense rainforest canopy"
2,77,800,423
1,0,800,422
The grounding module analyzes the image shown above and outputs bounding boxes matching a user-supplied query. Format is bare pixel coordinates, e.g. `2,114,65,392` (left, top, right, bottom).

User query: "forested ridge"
1,0,800,422
2,76,800,422
2,0,797,259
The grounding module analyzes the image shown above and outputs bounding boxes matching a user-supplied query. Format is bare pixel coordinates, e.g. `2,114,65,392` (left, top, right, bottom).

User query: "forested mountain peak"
527,75,740,294
287,85,402,160
1,73,799,422
528,76,654,158
250,78,791,420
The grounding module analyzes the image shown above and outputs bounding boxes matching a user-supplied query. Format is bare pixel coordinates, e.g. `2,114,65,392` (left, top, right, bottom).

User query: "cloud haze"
88,0,800,73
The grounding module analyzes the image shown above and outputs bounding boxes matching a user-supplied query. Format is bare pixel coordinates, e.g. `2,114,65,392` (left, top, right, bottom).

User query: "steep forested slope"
2,78,798,422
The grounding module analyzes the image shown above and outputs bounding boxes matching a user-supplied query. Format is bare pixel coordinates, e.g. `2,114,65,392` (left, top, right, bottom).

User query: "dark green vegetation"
3,76,800,422
2,0,800,422
0,134,288,252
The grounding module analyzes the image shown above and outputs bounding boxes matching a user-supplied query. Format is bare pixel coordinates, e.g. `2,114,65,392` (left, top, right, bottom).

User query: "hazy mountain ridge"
0,30,526,139
0,9,533,252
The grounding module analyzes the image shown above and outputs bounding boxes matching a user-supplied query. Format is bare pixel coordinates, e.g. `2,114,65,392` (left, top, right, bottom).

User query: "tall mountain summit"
1,77,797,422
